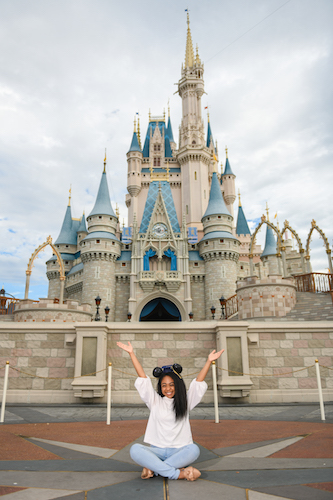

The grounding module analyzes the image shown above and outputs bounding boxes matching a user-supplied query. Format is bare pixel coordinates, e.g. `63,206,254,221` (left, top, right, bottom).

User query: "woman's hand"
208,349,224,362
117,341,133,354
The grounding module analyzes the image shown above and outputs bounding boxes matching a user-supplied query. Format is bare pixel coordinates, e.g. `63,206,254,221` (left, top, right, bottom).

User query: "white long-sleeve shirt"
135,376,207,448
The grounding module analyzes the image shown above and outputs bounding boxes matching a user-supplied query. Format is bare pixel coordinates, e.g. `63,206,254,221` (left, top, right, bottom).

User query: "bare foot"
178,466,201,481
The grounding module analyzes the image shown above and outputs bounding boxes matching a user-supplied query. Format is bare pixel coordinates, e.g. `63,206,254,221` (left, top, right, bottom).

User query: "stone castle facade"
46,14,304,323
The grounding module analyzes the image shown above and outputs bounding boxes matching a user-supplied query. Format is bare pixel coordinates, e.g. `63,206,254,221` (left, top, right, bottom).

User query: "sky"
0,0,332,300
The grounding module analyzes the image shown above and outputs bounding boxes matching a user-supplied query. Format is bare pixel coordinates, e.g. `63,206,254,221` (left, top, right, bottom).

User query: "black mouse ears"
153,363,183,378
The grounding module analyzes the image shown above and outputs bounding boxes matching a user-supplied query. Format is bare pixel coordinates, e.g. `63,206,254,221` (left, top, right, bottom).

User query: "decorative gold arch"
249,215,282,256
281,220,304,252
25,236,65,301
305,220,332,273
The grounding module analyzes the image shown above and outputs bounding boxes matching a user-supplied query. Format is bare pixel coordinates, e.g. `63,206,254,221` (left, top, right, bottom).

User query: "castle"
46,14,305,323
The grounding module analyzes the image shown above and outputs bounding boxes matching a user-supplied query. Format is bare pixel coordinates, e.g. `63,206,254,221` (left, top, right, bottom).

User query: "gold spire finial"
225,146,228,158
137,115,141,149
220,162,223,175
149,109,151,121
115,203,120,218
163,108,166,121
266,202,270,222
68,186,71,206
238,190,241,207
185,10,194,68
207,111,210,123
103,148,107,173
134,117,137,133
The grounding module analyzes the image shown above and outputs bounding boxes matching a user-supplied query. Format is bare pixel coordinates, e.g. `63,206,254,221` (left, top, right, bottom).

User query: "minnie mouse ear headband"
153,364,183,379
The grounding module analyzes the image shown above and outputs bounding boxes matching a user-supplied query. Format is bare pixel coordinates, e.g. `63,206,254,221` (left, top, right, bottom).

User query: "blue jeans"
130,443,200,480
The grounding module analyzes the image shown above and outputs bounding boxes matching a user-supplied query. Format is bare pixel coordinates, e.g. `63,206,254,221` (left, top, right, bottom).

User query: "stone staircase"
230,292,333,322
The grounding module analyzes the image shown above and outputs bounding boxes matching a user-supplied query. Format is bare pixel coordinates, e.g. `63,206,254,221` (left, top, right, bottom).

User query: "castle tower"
198,170,240,318
126,118,143,224
77,212,88,245
177,13,211,229
221,148,236,222
80,160,121,317
47,192,78,300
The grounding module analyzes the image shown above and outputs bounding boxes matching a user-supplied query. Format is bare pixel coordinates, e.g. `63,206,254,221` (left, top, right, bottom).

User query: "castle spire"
236,191,251,236
68,186,71,206
137,115,141,149
103,149,107,173
185,11,194,68
88,164,116,218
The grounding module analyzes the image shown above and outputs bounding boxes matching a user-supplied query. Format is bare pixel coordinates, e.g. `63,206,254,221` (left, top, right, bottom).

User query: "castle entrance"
139,298,181,321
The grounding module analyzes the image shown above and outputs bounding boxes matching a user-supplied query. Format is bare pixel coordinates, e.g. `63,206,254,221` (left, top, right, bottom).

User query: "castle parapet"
237,275,296,320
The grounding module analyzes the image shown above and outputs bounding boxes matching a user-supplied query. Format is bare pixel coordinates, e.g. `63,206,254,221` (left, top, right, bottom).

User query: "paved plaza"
0,403,332,499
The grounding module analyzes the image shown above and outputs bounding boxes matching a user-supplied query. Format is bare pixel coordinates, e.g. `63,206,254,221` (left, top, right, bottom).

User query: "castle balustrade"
293,273,333,298
139,270,182,292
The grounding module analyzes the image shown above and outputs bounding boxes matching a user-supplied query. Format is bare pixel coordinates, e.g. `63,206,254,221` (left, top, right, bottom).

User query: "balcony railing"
293,273,333,293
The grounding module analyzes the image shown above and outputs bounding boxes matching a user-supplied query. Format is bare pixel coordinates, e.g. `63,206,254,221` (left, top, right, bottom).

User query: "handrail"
293,273,333,293
0,297,39,315
224,294,238,319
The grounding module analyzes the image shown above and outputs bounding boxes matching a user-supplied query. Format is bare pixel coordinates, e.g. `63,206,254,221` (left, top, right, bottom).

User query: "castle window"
191,245,195,249
186,205,188,214
125,245,129,249
65,245,69,248
205,241,209,245
122,263,126,267
153,157,161,166
220,239,224,243
192,140,196,145
194,171,197,180
154,144,161,151
96,240,100,244
218,216,221,219
194,262,198,267
240,266,244,270
99,216,102,219
112,241,115,245
65,261,68,265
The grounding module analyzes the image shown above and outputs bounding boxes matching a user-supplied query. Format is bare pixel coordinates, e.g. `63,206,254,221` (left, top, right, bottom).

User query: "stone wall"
247,321,333,403
190,277,206,320
0,321,332,404
115,277,130,322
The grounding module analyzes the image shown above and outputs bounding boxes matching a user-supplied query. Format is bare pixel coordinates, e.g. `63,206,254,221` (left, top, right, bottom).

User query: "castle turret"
261,219,279,276
80,160,121,316
198,171,240,318
221,148,236,222
77,212,88,246
47,192,78,300
126,118,143,223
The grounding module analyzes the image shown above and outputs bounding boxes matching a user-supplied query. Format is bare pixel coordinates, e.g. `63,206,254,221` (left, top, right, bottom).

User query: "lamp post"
219,295,226,319
210,305,216,320
105,305,110,322
127,312,132,322
189,311,194,321
95,295,101,321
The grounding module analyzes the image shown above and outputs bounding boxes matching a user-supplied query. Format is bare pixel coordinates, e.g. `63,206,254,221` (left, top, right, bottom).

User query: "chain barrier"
0,362,322,380
6,365,107,380
217,364,315,377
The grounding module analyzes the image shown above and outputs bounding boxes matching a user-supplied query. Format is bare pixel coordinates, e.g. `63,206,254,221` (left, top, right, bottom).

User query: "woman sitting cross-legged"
117,341,224,481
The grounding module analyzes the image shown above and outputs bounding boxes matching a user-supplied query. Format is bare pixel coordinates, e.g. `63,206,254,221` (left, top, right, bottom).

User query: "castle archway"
134,291,186,322
140,298,181,321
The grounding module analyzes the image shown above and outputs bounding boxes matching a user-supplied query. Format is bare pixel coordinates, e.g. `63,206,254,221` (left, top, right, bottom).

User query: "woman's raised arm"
117,341,146,378
196,349,224,382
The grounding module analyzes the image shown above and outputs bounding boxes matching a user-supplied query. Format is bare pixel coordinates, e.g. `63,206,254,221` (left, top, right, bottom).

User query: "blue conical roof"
223,157,234,175
89,171,116,217
261,225,277,257
202,172,230,218
55,205,77,245
167,116,174,143
206,121,214,148
128,131,141,153
236,205,251,236
77,213,87,233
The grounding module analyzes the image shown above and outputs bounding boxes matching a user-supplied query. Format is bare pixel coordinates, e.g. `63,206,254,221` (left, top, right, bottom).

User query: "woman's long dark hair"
157,371,188,421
